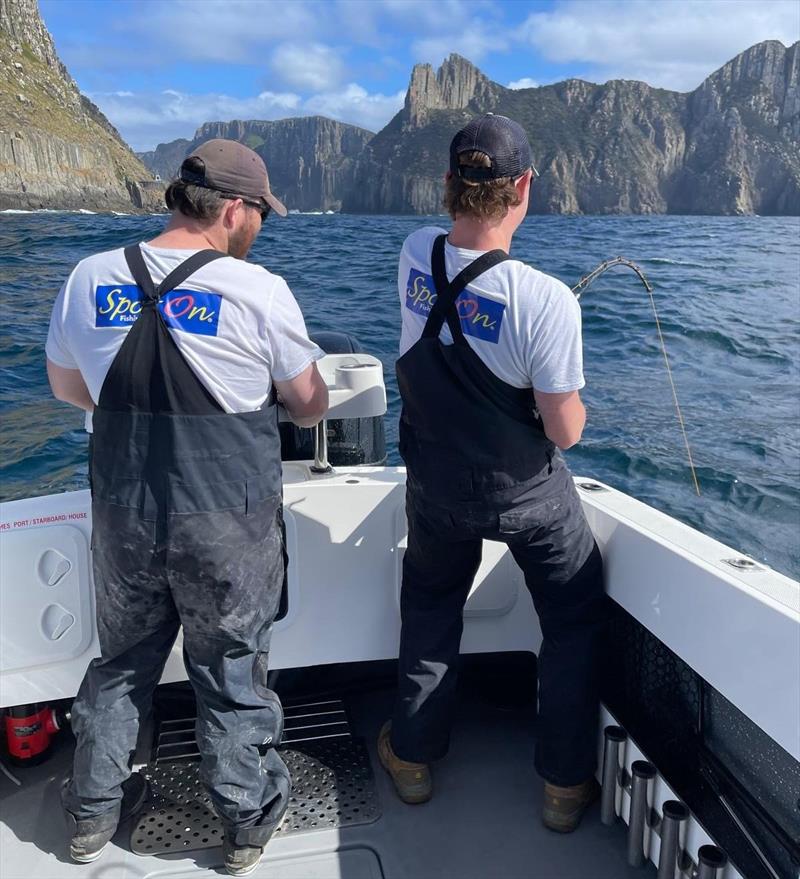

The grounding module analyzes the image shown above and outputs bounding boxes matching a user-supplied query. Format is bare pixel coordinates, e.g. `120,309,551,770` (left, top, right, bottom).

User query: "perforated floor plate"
131,737,381,856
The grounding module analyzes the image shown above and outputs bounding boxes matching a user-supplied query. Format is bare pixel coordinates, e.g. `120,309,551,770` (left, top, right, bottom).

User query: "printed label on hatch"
95,285,222,336
405,268,504,344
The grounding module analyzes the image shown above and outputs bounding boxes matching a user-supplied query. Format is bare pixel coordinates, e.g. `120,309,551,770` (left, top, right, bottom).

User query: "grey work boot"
223,837,263,877
223,811,286,877
542,777,600,833
377,721,432,804
67,772,149,863
69,816,117,864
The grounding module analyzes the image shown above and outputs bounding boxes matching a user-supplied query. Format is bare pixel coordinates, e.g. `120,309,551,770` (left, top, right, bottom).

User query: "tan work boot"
377,721,432,804
542,777,600,832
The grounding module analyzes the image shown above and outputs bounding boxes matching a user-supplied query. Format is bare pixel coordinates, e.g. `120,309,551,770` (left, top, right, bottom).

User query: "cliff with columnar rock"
343,42,800,216
0,0,163,212
1,1,797,217
138,117,374,213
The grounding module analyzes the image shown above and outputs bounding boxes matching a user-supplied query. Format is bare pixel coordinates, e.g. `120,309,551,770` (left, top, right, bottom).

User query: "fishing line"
572,257,701,496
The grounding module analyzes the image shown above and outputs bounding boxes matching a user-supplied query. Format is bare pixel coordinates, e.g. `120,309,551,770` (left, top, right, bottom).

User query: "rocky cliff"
343,43,800,215
0,0,163,212
138,116,373,212
136,138,191,183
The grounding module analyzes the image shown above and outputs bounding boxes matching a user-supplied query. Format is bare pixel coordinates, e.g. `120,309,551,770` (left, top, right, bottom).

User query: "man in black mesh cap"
378,113,606,833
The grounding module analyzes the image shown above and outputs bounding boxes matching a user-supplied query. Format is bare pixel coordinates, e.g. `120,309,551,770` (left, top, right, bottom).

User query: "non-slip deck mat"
130,699,381,856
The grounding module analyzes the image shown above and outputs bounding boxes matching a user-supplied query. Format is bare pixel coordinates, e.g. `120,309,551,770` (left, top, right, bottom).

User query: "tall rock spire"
404,54,499,126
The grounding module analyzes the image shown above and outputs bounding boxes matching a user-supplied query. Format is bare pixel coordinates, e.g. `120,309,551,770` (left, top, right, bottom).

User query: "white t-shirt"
398,226,585,393
47,242,323,423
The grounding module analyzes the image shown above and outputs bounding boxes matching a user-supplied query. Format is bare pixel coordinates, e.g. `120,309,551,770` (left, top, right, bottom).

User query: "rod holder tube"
696,845,727,879
601,725,627,826
627,760,656,868
311,420,332,473
657,800,689,879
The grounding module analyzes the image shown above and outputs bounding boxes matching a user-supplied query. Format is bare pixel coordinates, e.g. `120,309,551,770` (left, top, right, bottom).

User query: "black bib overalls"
391,235,606,786
62,246,290,847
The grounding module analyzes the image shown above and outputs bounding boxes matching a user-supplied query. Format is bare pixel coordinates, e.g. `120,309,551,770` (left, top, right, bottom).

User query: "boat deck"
1,680,654,879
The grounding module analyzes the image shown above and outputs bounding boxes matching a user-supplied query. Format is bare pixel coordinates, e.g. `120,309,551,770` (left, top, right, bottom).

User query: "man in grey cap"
379,114,606,833
47,139,328,875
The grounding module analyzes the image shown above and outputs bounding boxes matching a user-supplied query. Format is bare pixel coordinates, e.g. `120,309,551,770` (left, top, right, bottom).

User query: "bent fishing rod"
571,257,701,497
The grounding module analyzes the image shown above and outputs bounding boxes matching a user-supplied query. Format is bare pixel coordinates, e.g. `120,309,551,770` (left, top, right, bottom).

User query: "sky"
39,0,800,152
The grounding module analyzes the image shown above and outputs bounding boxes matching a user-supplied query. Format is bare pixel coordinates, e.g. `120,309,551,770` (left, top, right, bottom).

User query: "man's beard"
228,224,255,259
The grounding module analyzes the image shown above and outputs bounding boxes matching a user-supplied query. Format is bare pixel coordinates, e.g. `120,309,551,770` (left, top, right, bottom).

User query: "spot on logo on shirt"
405,268,505,344
95,286,222,337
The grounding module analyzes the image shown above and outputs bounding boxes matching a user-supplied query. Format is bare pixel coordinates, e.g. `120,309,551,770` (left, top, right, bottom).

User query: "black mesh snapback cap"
449,113,533,181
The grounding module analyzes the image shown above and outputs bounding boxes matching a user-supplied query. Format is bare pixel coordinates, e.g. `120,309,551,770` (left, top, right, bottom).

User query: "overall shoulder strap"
123,244,157,301
157,249,227,297
423,234,510,342
123,245,227,301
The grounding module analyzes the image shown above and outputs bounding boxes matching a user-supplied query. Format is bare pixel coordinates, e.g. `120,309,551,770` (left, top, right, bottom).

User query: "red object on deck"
4,703,61,765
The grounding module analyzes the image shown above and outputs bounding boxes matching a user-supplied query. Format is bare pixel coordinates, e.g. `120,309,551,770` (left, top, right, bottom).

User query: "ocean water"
1,212,798,579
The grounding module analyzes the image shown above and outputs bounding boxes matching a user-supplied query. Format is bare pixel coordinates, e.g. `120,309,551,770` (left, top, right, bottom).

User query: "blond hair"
443,150,522,221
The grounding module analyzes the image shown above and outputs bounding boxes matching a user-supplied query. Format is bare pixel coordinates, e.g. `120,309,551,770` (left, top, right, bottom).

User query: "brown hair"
443,150,522,221
164,157,225,220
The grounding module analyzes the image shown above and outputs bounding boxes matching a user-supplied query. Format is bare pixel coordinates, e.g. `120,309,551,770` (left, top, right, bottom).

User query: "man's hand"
274,362,328,428
47,360,94,412
533,388,586,450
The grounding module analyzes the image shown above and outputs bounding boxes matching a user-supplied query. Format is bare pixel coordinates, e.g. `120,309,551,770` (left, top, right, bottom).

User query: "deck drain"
131,726,380,855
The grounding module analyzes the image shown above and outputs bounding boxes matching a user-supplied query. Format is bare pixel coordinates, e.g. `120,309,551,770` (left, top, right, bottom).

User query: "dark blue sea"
1,212,798,579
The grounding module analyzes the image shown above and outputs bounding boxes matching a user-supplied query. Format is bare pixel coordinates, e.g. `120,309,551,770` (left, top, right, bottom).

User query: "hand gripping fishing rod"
572,257,701,496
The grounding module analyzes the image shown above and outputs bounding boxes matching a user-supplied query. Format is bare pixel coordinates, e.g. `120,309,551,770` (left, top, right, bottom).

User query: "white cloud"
519,0,800,91
119,0,318,64
305,84,405,131
412,27,508,64
90,83,404,151
507,77,539,90
271,43,346,92
90,89,302,151
374,0,509,63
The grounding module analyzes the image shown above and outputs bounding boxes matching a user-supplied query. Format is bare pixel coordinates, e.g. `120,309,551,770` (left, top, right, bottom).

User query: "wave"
644,257,706,268
1,208,60,214
1,208,98,215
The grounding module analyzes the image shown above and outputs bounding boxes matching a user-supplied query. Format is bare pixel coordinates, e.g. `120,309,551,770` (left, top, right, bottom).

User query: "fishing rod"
572,257,701,497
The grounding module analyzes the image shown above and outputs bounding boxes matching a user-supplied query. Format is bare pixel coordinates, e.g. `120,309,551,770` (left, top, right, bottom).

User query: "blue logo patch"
159,289,221,337
95,286,222,337
95,285,143,327
405,268,505,344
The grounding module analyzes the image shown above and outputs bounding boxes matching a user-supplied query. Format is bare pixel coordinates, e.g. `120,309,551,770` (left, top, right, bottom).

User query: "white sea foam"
1,208,63,214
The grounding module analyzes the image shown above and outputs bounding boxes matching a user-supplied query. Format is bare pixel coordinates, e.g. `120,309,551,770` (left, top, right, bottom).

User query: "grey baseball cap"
180,139,287,217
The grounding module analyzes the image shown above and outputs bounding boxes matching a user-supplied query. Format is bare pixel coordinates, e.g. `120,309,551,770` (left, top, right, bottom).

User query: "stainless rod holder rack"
696,845,727,879
597,721,728,877
311,420,332,473
627,760,657,868
601,725,628,825
657,800,689,879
